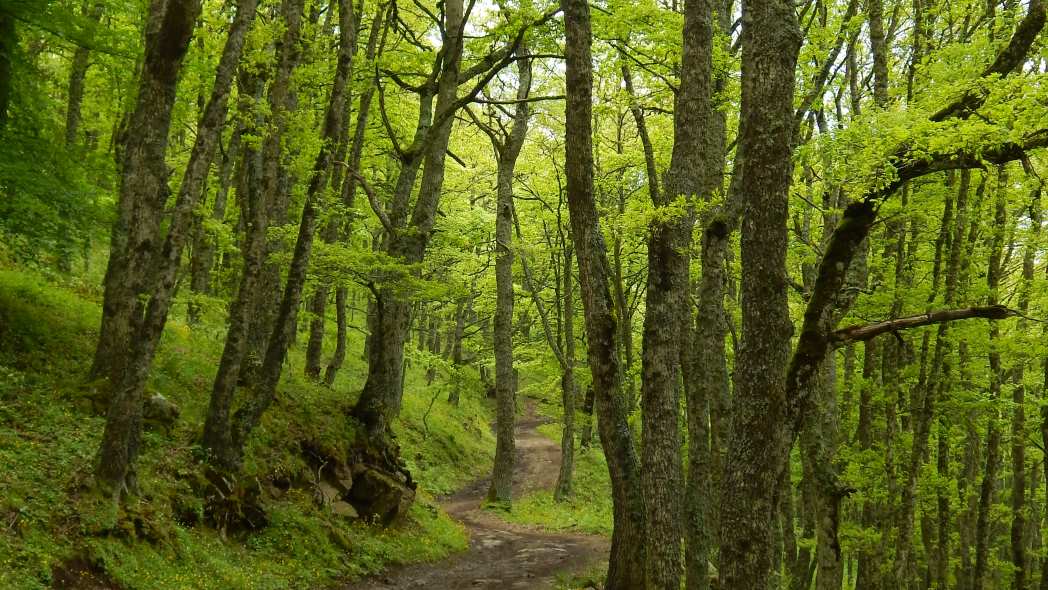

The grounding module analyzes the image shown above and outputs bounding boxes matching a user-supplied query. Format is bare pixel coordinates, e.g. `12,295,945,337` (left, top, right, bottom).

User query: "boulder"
143,393,179,432
348,466,415,525
331,500,359,519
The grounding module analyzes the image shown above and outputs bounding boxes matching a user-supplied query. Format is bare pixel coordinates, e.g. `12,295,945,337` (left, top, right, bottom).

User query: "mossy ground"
0,263,494,589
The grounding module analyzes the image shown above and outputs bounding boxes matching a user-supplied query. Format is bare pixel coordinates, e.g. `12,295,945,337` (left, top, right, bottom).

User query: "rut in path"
338,401,609,590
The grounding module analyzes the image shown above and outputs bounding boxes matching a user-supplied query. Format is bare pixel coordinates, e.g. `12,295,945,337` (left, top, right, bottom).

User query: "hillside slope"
0,266,497,589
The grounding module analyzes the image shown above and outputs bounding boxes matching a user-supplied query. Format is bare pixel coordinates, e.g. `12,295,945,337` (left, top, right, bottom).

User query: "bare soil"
337,402,609,590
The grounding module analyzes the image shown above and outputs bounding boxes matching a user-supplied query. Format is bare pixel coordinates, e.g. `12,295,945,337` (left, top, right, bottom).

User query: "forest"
1,0,1047,588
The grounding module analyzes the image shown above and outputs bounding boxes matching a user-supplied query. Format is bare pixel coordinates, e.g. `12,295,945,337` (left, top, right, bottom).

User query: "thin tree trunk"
188,126,242,324
0,12,15,130
447,296,467,405
554,244,576,501
65,2,103,146
1011,161,1040,590
973,168,1010,590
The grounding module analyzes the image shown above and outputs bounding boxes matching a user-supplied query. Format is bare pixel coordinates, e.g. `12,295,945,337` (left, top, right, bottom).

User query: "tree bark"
561,0,646,585
1010,162,1040,590
555,243,576,501
92,0,205,497
65,2,104,146
90,0,203,386
716,0,801,585
203,0,306,470
488,51,531,504
972,168,1010,590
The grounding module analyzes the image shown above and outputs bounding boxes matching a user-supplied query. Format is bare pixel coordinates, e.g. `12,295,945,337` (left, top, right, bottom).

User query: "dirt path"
338,402,608,590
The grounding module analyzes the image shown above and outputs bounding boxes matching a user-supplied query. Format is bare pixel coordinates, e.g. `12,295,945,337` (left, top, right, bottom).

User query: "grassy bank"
0,266,494,589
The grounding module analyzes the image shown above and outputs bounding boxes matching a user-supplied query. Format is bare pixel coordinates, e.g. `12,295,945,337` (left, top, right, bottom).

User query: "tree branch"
830,305,1016,346
353,171,395,234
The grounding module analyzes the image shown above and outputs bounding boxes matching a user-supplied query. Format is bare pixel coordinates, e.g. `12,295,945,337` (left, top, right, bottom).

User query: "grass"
497,395,614,537
499,422,613,537
0,264,494,589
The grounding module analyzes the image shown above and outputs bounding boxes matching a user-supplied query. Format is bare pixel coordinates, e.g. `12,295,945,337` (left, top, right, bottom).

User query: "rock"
317,481,341,504
143,393,179,432
348,466,415,525
331,500,359,519
333,464,354,495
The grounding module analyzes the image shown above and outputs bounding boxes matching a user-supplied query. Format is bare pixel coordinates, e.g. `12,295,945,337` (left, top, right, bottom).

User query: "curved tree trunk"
561,0,645,585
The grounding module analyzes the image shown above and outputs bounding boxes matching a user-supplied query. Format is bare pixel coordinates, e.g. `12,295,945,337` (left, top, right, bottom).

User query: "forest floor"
338,401,609,590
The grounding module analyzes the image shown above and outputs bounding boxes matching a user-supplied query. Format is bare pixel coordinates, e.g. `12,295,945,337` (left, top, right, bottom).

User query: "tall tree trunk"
717,0,801,586
488,52,531,503
92,0,212,497
188,126,243,324
562,0,646,585
1011,160,1040,590
680,0,731,587
973,168,1010,590
90,0,203,386
223,0,356,465
351,0,465,445
0,11,14,130
203,0,305,470
896,170,974,581
447,296,467,405
855,338,881,590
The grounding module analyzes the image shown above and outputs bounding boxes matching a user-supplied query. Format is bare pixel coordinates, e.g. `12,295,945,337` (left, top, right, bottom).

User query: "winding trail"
339,402,609,590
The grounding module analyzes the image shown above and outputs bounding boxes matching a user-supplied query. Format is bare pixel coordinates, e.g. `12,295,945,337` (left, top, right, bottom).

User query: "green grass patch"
500,415,613,537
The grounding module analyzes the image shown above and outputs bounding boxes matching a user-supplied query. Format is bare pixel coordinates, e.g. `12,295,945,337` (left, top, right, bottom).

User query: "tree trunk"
1010,163,1040,590
351,0,465,444
203,0,305,470
188,125,242,324
229,0,355,465
717,0,801,586
65,2,103,146
0,11,14,130
554,244,576,501
896,170,974,581
562,0,646,585
92,0,206,497
855,338,881,590
447,296,467,405
973,169,1010,590
90,0,203,387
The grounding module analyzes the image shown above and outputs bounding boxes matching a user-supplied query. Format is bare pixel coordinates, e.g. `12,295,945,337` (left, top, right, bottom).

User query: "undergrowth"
0,266,493,589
